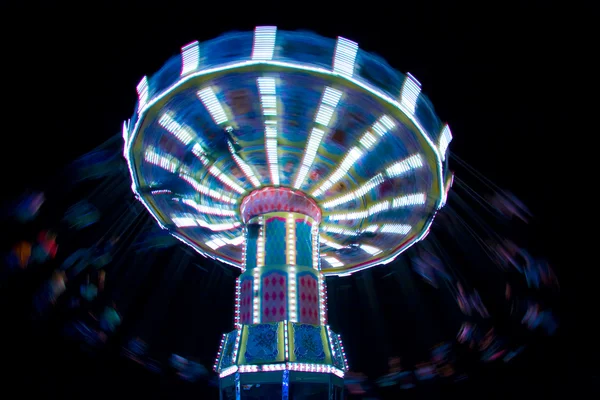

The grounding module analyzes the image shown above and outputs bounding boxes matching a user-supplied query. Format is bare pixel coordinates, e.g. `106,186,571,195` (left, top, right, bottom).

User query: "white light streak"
252,26,277,60
181,41,200,76
197,87,228,124
333,37,358,77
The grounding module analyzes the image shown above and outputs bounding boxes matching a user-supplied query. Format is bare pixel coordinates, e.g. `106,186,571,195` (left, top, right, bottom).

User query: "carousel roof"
124,26,453,275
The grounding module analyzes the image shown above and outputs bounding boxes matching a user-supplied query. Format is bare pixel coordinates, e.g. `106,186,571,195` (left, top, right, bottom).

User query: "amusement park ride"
123,26,453,399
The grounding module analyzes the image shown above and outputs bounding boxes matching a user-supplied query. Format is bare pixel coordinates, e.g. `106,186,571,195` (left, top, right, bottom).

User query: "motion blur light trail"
1,26,559,399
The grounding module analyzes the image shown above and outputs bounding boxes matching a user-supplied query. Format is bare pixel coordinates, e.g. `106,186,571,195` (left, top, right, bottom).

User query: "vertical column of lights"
284,320,289,360
318,272,326,324
326,325,336,360
332,37,358,77
136,76,149,114
258,77,280,186
312,115,396,197
241,232,247,273
252,26,277,61
213,333,227,372
234,277,241,329
293,87,343,189
180,41,200,76
286,214,297,322
254,216,265,324
337,334,348,370
312,224,320,271
399,73,422,115
232,330,241,365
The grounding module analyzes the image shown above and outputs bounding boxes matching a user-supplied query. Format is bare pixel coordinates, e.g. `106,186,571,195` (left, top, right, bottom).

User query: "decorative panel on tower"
295,219,313,268
297,271,320,324
240,322,285,365
240,276,254,325
265,216,286,266
219,330,239,370
261,271,288,322
287,322,332,365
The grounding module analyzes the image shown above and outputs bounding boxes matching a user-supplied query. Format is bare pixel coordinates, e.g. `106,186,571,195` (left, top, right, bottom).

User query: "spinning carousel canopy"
123,26,453,275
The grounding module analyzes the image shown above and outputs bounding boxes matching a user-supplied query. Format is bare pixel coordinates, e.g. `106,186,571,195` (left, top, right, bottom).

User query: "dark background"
1,2,592,398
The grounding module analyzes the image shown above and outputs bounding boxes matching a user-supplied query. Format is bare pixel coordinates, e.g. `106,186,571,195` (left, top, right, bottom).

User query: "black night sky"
1,2,593,399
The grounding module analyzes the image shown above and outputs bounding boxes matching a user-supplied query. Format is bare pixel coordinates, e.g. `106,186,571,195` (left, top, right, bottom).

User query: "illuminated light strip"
323,256,344,268
364,225,378,233
181,41,200,76
392,193,426,207
214,333,226,372
400,73,421,115
158,112,196,145
171,214,242,231
126,55,448,272
322,173,384,209
380,224,412,235
150,189,171,195
286,214,296,266
241,233,247,273
293,128,325,189
219,365,238,378
440,171,454,208
288,219,298,322
197,87,228,124
122,120,130,145
439,124,453,161
360,244,382,256
202,162,246,195
289,264,297,322
327,193,426,221
252,26,277,60
338,334,348,370
257,77,277,116
318,272,326,324
312,224,320,270
313,115,395,197
181,198,236,217
319,235,343,249
333,37,358,77
234,278,241,329
232,330,241,365
205,235,244,250
228,141,261,187
293,87,342,190
193,149,246,194
171,216,197,228
284,321,289,360
256,216,265,267
385,154,424,178
253,266,261,324
314,87,343,127
179,174,236,204
237,362,344,377
196,220,241,231
312,147,362,197
326,326,336,360
144,147,178,173
321,225,359,236
265,125,280,185
136,76,149,113
358,115,396,150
